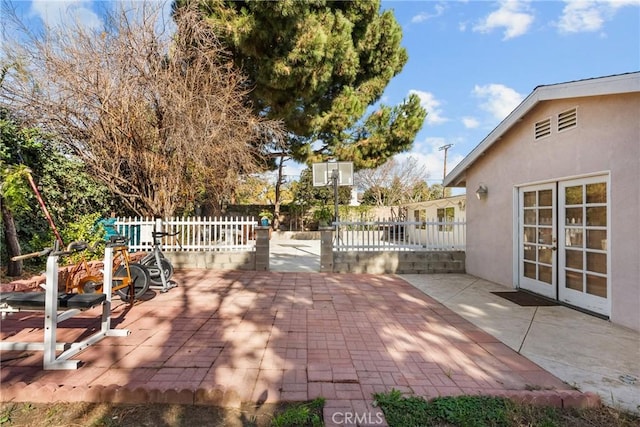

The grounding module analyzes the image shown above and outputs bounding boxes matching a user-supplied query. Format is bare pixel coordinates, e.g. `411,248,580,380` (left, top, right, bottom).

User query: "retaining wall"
332,250,466,274
167,251,255,271
319,228,465,274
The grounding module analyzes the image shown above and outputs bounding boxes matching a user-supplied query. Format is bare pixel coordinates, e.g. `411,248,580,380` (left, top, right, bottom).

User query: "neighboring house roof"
444,72,640,187
402,194,466,209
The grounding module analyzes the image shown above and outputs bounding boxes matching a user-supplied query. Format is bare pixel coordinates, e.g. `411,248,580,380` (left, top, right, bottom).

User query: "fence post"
255,226,270,271
320,226,334,273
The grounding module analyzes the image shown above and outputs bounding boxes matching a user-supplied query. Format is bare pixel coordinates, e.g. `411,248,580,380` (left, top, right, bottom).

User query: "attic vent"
558,108,577,132
534,118,551,140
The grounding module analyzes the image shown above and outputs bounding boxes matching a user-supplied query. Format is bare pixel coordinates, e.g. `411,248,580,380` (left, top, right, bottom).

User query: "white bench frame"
0,247,129,370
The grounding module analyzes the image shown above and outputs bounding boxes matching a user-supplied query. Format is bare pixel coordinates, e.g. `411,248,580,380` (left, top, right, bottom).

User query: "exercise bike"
139,230,179,293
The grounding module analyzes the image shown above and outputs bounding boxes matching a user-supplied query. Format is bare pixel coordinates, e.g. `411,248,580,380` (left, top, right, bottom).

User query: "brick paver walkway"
1,270,598,425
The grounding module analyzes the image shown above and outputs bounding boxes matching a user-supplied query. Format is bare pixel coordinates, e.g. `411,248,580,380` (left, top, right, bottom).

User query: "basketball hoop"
311,162,353,238
312,162,353,187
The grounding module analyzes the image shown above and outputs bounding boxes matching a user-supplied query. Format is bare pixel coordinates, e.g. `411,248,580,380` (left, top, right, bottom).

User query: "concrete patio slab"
401,273,640,414
269,239,321,272
1,269,599,425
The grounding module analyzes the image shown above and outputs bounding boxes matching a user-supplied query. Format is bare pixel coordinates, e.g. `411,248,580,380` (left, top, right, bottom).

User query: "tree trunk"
1,197,23,276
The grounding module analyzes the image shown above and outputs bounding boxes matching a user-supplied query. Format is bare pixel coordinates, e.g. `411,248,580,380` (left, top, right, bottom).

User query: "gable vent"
558,108,577,132
534,118,551,140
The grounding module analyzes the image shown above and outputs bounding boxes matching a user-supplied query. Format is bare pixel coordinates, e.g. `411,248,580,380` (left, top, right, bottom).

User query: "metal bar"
43,253,68,369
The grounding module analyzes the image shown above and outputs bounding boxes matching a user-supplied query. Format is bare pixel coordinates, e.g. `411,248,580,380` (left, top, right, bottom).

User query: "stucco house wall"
446,74,640,332
402,195,467,246
404,195,467,221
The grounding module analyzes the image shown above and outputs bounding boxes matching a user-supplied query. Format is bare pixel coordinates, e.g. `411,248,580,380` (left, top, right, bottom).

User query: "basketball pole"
332,169,339,233
313,161,352,245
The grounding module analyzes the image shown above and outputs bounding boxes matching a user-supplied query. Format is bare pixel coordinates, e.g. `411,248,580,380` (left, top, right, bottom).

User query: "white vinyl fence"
334,218,465,252
112,217,256,252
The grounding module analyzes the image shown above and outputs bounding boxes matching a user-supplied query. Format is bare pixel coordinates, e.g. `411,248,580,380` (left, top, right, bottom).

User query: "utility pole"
439,144,453,198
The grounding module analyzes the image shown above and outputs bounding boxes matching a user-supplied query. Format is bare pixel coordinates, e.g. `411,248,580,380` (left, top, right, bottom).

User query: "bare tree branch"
355,156,430,206
1,1,283,216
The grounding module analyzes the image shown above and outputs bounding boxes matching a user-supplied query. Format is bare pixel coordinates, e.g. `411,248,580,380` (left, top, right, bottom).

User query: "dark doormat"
491,291,559,307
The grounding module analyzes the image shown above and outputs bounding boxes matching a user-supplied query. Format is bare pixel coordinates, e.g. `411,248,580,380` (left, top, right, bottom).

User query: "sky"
4,0,640,189
381,0,640,186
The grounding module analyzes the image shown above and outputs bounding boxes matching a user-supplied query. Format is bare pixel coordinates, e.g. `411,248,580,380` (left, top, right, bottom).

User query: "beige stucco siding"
464,93,640,331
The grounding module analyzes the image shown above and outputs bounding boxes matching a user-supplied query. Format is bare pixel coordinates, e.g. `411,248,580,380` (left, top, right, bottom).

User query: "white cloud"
411,4,446,23
462,116,480,129
409,90,448,125
473,0,535,40
29,1,176,38
473,84,523,121
556,0,640,34
30,0,102,30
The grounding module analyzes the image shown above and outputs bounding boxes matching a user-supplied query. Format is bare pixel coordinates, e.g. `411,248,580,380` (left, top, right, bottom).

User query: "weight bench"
1,292,106,310
0,246,129,370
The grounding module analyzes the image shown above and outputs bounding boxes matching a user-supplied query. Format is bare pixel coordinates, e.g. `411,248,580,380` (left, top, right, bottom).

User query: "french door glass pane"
524,227,536,243
565,186,582,205
539,208,553,225
539,265,552,284
566,271,583,291
586,230,607,250
586,183,606,203
566,249,582,269
538,247,552,264
586,207,606,226
539,190,553,206
524,262,536,279
586,274,607,297
539,227,552,244
586,252,607,274
565,207,582,225
524,210,536,225
565,228,583,247
524,192,536,207
524,245,536,261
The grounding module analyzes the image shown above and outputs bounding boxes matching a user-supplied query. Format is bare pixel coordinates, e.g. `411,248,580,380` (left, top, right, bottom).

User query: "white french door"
517,175,610,316
558,176,610,316
518,184,557,299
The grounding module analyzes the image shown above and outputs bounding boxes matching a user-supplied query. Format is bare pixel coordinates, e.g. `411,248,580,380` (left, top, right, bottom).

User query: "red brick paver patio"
1,270,598,425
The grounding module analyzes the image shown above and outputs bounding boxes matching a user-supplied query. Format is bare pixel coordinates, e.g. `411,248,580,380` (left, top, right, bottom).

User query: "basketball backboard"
312,162,353,187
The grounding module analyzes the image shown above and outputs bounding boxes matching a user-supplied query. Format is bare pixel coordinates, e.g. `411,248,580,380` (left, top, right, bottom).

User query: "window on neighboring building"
558,107,577,132
534,117,551,140
437,207,455,231
414,209,426,229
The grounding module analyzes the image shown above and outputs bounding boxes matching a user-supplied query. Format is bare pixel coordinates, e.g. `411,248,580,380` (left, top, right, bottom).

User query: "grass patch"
271,397,324,427
373,389,510,427
373,389,640,427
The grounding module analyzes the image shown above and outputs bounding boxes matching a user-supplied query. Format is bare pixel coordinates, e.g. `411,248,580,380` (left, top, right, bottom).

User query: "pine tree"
187,0,427,169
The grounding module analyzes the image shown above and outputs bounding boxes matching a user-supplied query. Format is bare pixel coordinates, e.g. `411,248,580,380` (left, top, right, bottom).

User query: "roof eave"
443,72,640,188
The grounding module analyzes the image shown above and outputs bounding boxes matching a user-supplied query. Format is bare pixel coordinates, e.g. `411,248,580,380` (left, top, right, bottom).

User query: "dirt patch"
0,401,289,427
2,401,639,427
